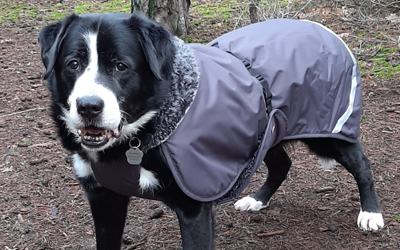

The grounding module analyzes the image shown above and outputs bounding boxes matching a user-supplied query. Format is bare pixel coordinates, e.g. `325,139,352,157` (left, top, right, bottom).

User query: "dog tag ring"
126,137,144,165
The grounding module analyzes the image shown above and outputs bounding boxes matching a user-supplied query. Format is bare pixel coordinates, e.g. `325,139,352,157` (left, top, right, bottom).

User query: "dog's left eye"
116,63,127,72
68,60,79,70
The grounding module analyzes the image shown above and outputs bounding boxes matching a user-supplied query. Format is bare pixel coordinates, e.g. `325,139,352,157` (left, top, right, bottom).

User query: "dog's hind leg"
302,138,384,231
234,143,292,211
82,177,130,250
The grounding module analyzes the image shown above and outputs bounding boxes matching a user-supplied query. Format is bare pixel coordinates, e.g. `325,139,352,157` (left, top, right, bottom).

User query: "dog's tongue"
86,126,104,135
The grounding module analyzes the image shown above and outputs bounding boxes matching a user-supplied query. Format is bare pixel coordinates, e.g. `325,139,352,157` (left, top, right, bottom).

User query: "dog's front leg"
84,184,130,250
174,201,214,250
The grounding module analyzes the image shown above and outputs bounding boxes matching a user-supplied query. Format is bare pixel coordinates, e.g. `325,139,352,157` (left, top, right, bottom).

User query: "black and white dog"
38,13,384,249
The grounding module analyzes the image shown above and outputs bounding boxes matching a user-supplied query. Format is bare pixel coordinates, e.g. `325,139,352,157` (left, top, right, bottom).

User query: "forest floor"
1,0,400,249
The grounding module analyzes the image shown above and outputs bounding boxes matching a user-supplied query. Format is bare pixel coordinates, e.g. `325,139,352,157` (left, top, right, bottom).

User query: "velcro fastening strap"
211,42,272,115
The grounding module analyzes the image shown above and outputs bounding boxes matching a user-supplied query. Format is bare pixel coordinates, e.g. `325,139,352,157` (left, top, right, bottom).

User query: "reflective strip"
302,20,358,134
332,62,358,133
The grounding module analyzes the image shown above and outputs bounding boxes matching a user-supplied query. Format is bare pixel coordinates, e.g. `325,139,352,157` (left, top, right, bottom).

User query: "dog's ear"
128,14,174,80
38,14,79,79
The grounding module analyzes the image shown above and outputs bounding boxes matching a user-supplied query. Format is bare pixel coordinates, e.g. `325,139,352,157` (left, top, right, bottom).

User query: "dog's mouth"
78,126,121,148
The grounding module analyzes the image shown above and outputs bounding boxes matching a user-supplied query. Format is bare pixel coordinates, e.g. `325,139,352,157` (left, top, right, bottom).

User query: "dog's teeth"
80,129,108,143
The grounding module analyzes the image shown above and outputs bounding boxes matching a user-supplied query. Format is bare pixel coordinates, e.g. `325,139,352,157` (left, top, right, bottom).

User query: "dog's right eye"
68,60,79,70
116,63,128,72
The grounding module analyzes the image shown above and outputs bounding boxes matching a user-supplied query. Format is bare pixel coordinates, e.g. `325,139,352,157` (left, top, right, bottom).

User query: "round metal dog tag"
126,147,143,165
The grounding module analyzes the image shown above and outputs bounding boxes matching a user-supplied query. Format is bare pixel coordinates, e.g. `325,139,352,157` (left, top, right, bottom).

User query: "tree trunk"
249,0,261,24
131,0,190,41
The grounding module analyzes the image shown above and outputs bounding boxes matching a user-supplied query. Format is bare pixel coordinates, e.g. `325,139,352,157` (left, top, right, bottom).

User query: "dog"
38,13,384,249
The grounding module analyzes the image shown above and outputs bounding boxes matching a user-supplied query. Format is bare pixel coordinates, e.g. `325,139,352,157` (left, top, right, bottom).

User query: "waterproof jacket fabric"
161,19,362,204
89,19,362,204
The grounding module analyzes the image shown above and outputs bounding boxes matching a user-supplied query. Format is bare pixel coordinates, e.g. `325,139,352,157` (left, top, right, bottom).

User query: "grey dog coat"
91,19,362,204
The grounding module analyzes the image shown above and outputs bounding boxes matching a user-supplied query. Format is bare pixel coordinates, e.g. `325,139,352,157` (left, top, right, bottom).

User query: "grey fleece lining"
142,37,200,152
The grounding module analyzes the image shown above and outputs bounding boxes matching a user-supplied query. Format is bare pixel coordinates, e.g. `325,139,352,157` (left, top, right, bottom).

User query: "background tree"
131,0,191,41
249,0,261,23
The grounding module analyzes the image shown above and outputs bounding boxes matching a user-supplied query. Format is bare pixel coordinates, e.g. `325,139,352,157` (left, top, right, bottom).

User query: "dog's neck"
141,37,200,152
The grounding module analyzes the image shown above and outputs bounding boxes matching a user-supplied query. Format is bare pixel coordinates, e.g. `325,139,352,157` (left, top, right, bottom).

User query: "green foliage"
75,4,89,14
358,46,400,79
0,0,131,24
97,0,131,13
370,49,400,79
278,0,290,7
393,215,400,223
192,0,237,21
258,0,292,7
379,47,398,54
0,3,24,22
202,10,216,16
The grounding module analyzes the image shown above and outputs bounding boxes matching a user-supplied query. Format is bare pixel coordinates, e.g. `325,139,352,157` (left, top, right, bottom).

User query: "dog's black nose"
76,96,104,119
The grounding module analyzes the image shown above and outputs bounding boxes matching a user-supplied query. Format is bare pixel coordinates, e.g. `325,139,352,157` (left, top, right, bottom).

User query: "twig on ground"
28,142,56,148
257,230,285,237
0,108,47,118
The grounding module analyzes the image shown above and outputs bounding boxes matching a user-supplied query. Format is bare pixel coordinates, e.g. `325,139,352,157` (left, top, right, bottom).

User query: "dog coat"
90,19,362,204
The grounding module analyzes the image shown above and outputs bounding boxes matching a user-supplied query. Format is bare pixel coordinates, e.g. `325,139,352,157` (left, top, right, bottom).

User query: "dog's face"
38,13,174,152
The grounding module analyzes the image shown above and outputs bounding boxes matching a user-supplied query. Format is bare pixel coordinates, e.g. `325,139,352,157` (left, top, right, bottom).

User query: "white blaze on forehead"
67,32,121,130
84,33,98,73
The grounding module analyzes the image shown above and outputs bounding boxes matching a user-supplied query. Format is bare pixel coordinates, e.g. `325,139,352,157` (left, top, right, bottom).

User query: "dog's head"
38,13,174,152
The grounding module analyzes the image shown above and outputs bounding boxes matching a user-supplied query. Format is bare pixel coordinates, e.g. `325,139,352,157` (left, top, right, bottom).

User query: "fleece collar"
141,37,200,153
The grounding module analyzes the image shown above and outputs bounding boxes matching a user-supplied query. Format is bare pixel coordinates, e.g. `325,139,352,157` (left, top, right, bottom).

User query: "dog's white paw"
234,196,268,211
357,210,384,231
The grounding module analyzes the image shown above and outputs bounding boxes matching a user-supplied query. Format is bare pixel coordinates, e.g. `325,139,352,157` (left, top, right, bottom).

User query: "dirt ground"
1,1,400,249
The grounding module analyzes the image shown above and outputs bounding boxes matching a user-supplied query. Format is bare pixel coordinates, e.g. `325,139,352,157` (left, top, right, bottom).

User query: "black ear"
38,14,79,79
128,14,174,80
